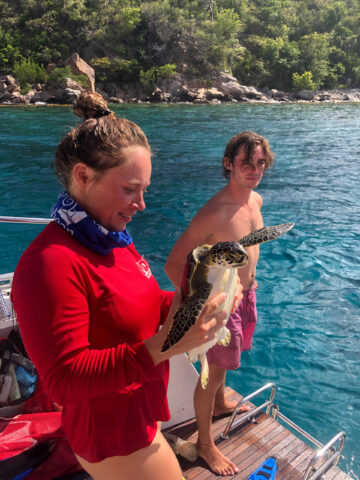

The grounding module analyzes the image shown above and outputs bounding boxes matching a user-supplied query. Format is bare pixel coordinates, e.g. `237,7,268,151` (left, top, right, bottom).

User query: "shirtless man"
164,131,275,476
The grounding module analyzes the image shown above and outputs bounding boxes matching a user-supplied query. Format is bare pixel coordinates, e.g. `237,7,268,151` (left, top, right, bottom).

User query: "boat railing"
0,272,15,333
219,382,347,480
0,216,51,224
220,382,276,440
0,216,51,329
303,431,346,480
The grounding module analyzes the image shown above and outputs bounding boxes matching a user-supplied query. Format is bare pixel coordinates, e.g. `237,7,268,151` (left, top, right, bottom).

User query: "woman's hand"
145,291,227,365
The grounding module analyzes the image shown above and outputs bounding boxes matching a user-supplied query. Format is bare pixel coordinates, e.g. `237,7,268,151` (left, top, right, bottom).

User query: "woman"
11,92,237,480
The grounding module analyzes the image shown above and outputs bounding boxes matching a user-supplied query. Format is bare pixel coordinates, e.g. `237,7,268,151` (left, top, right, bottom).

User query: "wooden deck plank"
323,468,339,480
179,417,277,480
165,387,353,480
193,422,284,480
279,448,314,480
233,432,291,478
323,467,353,480
235,431,303,479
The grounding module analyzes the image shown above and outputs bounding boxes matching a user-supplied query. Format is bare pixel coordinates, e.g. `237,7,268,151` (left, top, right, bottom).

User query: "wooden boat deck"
163,387,353,480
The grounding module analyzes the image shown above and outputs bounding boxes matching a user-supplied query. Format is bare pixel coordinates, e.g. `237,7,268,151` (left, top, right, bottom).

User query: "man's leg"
194,363,239,476
213,373,250,417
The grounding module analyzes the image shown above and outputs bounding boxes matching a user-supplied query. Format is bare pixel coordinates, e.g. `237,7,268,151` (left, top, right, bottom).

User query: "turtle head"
208,241,248,268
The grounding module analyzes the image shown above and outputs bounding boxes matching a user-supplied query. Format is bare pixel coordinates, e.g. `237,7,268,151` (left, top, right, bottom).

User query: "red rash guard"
11,222,174,462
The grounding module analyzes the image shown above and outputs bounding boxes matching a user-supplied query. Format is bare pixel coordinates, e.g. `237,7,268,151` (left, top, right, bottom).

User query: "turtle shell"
180,245,211,301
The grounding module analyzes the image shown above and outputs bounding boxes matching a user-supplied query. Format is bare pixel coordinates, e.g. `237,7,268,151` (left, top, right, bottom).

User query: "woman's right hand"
144,291,227,365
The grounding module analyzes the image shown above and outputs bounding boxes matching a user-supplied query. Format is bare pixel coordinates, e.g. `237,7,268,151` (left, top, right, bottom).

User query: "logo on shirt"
137,257,152,279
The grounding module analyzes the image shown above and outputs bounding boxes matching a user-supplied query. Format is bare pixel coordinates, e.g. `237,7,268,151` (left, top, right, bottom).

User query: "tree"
0,27,22,70
196,8,243,71
298,32,331,88
293,71,315,91
13,58,47,93
0,0,358,90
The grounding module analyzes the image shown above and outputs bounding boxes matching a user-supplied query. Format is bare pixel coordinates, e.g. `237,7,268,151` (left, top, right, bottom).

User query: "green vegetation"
13,59,46,93
47,66,88,88
0,0,359,90
139,64,177,93
12,59,88,93
293,71,316,92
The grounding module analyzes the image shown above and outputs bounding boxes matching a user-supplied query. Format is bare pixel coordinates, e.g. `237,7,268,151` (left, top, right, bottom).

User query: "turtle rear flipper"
161,283,211,353
217,327,231,346
239,222,294,248
200,352,209,388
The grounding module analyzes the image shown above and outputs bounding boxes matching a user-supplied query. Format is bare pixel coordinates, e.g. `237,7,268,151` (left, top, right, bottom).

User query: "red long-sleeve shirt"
11,222,174,461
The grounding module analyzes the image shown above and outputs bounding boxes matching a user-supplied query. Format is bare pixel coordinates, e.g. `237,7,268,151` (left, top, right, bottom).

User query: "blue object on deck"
248,456,278,479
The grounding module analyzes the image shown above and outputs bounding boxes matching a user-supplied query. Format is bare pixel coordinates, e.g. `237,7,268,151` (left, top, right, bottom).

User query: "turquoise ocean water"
0,103,359,478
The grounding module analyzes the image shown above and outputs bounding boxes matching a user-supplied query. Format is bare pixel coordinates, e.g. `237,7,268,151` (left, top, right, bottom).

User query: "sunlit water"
0,103,359,478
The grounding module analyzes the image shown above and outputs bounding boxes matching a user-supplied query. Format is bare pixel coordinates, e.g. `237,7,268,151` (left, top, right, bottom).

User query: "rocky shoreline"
1,53,360,106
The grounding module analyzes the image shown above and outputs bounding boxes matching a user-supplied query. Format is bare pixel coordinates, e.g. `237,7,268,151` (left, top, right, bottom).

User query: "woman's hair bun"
73,91,114,120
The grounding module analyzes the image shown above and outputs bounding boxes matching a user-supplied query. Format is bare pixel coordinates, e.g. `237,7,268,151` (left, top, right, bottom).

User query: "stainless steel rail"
219,382,347,480
304,431,346,480
271,404,324,449
0,216,51,224
220,382,276,440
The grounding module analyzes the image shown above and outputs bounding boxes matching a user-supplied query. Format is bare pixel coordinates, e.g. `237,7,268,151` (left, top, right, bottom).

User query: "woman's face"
77,145,152,232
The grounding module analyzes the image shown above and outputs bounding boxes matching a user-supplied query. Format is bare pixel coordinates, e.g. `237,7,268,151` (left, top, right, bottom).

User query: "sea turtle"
161,222,294,388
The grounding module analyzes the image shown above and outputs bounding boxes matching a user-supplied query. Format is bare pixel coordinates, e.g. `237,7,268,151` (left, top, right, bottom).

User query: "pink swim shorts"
206,288,257,370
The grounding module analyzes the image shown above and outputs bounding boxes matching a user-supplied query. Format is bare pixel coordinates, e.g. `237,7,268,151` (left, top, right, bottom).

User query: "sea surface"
0,103,359,478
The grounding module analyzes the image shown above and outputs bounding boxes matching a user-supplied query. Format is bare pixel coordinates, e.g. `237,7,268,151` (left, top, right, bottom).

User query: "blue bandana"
51,191,132,255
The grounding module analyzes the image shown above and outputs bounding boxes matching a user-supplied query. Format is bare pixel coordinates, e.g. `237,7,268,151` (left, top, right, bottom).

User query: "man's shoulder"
251,190,263,207
192,191,230,226
201,186,234,211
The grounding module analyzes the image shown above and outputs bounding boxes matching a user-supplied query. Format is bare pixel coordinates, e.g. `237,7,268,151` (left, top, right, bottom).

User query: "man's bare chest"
212,208,261,243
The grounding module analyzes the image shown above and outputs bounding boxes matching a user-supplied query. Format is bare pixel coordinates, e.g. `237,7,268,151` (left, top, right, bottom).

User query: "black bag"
0,329,38,408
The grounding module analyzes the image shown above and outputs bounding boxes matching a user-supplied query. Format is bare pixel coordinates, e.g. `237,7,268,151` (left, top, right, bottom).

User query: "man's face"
226,144,266,190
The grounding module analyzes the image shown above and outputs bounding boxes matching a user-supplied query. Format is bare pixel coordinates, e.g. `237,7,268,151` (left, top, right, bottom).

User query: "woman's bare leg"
75,428,183,480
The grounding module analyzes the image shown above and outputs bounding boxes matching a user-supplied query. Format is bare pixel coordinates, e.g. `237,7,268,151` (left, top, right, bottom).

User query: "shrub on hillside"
140,64,177,93
157,64,177,79
13,59,46,93
293,71,316,91
47,66,88,88
90,57,141,84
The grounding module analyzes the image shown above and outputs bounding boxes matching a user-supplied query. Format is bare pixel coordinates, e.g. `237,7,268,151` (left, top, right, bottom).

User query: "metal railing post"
220,382,276,440
303,431,346,480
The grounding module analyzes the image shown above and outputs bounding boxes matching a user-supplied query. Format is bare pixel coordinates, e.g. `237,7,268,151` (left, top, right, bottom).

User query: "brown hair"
222,131,275,179
55,91,150,188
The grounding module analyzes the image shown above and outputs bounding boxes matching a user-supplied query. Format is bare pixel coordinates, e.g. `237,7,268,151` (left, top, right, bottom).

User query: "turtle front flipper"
161,283,212,353
239,222,294,248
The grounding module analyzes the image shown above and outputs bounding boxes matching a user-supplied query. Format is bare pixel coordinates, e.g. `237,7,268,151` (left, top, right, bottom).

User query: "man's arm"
165,208,217,287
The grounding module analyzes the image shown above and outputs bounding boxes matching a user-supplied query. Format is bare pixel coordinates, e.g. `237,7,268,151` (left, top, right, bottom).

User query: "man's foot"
213,399,250,417
197,442,239,476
